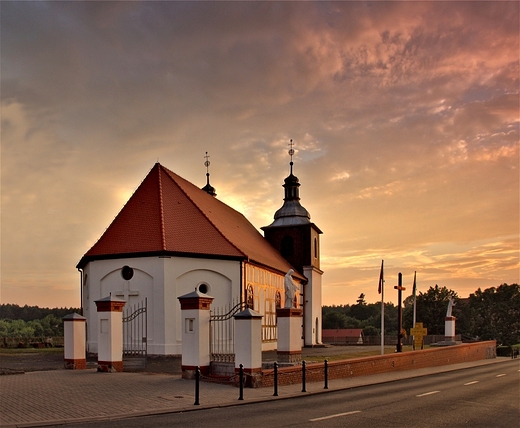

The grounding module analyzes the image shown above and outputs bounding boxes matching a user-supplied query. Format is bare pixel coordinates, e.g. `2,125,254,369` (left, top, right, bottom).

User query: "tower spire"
288,139,295,175
201,151,217,197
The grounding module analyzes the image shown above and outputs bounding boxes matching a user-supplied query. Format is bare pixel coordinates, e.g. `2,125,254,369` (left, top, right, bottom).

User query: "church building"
77,150,322,355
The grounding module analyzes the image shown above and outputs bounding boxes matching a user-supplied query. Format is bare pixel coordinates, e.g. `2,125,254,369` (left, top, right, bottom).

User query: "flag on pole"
412,271,417,296
379,260,385,355
412,271,417,330
378,260,384,294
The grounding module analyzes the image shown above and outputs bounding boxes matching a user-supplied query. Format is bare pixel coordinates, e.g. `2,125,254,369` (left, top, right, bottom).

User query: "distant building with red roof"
322,329,365,345
77,154,322,355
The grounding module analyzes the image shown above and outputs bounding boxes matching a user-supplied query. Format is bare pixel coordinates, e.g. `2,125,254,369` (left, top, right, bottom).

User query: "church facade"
77,156,322,355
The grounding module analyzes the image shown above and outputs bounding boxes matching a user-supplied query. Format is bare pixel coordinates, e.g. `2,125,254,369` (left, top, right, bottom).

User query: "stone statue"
446,298,455,317
284,269,299,308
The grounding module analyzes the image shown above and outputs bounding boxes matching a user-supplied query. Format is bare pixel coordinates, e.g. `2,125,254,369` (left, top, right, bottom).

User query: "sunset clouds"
1,1,518,307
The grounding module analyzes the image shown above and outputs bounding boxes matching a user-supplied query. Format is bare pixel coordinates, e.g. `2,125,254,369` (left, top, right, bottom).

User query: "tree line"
0,304,80,338
323,283,519,346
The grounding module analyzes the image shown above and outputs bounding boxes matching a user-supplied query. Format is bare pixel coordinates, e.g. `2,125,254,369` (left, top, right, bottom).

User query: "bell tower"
262,140,323,346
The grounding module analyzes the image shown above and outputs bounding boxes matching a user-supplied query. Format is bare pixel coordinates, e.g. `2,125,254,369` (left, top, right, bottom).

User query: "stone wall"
261,341,496,388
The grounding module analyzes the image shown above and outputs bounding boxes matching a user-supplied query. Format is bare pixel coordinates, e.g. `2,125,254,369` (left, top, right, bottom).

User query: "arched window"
314,237,318,259
246,285,254,309
281,235,294,259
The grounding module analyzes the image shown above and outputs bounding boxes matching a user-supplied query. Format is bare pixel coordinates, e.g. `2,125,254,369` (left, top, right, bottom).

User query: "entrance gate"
122,298,147,370
210,300,246,363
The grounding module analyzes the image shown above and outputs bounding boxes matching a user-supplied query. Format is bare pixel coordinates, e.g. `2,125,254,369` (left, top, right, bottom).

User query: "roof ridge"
81,165,153,253
160,164,247,259
157,164,167,251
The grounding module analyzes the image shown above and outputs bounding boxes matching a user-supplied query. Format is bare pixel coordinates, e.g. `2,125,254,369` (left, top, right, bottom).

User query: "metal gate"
122,298,147,370
210,300,246,363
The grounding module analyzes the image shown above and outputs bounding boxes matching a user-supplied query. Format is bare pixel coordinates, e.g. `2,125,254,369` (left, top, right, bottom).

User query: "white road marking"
464,381,479,385
310,411,361,421
416,390,440,397
496,374,506,377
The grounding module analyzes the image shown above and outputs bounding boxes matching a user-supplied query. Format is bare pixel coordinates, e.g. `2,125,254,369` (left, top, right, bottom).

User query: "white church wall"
83,256,240,356
82,256,296,355
83,257,162,354
303,266,323,346
167,257,239,355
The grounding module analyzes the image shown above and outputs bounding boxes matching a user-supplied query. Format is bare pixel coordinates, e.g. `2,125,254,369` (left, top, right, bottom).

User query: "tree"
356,293,366,305
465,284,520,346
350,296,379,321
413,285,458,335
322,311,349,329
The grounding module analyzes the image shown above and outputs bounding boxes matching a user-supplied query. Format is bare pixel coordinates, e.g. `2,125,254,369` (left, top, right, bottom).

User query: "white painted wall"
83,256,240,355
303,266,323,346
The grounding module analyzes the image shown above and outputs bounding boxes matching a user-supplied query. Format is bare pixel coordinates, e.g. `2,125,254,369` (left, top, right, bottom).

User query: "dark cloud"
1,1,518,306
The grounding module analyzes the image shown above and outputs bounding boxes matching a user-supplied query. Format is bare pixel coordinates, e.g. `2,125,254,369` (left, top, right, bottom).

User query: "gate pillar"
63,313,86,369
95,295,126,372
178,290,214,379
234,308,263,387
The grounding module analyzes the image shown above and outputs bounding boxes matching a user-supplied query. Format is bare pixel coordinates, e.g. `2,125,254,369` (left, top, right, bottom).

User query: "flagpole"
412,271,417,350
412,271,417,328
379,260,385,355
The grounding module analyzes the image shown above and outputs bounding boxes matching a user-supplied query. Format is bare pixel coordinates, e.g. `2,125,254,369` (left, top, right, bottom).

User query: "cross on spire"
288,139,295,174
202,151,217,197
204,152,210,174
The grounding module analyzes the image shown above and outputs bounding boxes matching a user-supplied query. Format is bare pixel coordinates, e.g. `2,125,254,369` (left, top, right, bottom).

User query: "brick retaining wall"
261,341,496,388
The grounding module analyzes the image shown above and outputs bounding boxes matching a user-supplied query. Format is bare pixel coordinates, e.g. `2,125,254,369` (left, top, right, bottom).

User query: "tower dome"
265,141,311,227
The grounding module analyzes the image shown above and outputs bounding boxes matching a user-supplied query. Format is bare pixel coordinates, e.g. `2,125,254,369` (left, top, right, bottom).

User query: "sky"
1,1,518,309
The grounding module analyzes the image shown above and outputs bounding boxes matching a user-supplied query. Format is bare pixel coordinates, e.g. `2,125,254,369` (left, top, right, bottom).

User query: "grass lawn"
0,347,64,355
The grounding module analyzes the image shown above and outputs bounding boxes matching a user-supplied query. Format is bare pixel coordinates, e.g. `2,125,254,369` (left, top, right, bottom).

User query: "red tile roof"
77,163,303,278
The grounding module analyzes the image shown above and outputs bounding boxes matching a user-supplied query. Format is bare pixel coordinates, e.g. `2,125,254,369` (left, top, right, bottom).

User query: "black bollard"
273,362,279,396
324,359,329,389
238,364,244,400
194,366,200,406
302,360,307,392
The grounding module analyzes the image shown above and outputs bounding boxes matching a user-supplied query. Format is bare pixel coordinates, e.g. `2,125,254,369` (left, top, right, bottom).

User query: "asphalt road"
53,359,519,428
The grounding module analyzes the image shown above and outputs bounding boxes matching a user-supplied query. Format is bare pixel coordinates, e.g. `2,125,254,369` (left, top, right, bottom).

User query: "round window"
198,283,209,294
121,266,134,280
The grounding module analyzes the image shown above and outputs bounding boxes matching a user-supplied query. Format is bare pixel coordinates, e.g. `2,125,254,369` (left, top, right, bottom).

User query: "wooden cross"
410,322,428,350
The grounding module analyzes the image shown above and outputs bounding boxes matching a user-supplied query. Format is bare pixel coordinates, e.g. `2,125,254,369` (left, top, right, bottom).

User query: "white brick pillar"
94,295,126,372
234,308,263,386
178,290,214,379
276,308,302,364
63,313,86,369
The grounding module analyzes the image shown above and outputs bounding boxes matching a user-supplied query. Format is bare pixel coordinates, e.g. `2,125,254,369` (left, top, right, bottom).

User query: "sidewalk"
0,357,512,428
